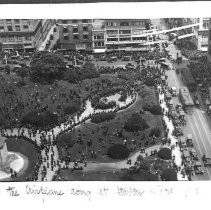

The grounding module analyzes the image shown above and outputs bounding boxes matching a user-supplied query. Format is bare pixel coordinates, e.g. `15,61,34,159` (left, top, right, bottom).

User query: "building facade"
92,19,105,53
207,19,211,67
57,19,93,51
195,18,210,51
104,19,151,52
0,19,48,52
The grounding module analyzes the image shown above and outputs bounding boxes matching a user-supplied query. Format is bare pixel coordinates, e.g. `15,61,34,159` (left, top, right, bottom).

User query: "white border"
0,2,210,19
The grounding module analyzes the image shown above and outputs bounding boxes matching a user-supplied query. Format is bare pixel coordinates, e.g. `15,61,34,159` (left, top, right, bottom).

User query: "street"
166,45,211,180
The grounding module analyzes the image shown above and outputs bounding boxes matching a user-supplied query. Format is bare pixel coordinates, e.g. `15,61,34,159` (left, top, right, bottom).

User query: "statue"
0,136,8,168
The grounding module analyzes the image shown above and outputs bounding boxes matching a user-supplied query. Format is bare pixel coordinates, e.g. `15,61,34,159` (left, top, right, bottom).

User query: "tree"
149,105,162,115
107,144,130,159
161,168,178,181
81,61,99,79
16,66,29,84
149,127,161,137
157,148,172,160
5,65,10,74
124,113,149,132
29,51,66,83
144,77,155,86
0,42,3,53
64,103,81,115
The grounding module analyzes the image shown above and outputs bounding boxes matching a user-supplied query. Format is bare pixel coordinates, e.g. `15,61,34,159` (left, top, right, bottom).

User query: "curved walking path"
0,93,137,181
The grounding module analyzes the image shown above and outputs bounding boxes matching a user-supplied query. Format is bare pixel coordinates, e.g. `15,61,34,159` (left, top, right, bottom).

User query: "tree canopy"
30,51,66,83
124,113,149,132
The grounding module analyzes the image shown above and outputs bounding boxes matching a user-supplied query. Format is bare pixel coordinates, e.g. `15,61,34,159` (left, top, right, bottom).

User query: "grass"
58,94,164,161
5,138,39,181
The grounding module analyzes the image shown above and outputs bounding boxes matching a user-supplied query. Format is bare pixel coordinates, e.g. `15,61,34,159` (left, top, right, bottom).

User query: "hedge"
157,148,172,160
124,113,149,132
107,144,130,159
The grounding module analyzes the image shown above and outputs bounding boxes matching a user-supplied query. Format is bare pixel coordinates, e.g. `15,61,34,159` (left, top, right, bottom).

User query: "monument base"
0,152,28,181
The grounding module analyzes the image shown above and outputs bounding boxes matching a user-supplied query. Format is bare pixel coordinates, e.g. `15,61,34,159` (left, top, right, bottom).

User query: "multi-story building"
194,18,210,51
104,19,151,52
92,19,105,53
57,19,93,51
0,19,52,52
207,19,211,67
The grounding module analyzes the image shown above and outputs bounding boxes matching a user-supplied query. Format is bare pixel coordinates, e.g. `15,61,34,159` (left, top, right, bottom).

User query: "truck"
179,87,194,108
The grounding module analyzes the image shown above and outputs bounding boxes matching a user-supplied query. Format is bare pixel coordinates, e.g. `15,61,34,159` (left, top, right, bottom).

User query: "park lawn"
6,138,39,181
58,94,164,161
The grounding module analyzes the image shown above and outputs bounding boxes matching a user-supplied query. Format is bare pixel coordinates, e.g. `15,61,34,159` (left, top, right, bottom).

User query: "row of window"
0,24,29,32
63,26,89,33
107,36,147,42
63,34,89,40
94,42,104,47
0,36,32,42
106,21,146,27
61,19,89,24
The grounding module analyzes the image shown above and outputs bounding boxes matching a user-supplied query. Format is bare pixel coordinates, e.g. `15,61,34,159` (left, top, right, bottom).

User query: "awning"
93,49,106,53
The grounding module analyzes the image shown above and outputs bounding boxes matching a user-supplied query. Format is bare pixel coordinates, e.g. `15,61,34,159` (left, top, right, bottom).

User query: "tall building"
57,19,93,51
207,19,211,67
104,19,151,52
92,19,105,53
194,18,210,51
0,19,52,52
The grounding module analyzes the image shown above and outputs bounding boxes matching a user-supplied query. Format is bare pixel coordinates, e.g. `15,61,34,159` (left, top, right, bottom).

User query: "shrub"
56,133,75,147
149,127,161,137
107,144,130,159
30,51,66,83
149,105,162,115
124,113,149,132
64,103,81,115
157,148,172,160
144,77,155,86
119,91,127,102
21,111,58,128
95,101,116,110
91,112,116,124
161,168,178,181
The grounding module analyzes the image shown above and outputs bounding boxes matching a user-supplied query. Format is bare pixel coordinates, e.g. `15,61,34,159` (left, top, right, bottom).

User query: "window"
0,20,4,25
73,35,79,39
62,20,68,24
0,26,4,32
63,35,69,40
72,20,78,24
1,37,6,42
120,21,130,27
17,36,22,41
107,22,117,27
15,25,21,31
9,37,14,42
132,21,144,26
63,27,68,33
14,19,20,24
25,36,31,41
83,26,88,32
82,19,88,23
73,27,78,33
119,37,131,41
106,30,118,35
94,35,104,40
107,38,118,42
83,34,88,40
23,25,29,30
7,25,13,31
94,42,104,47
119,30,131,34
6,19,12,24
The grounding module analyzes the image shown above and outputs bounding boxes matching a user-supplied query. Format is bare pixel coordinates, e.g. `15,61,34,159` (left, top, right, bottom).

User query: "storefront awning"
94,49,106,53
